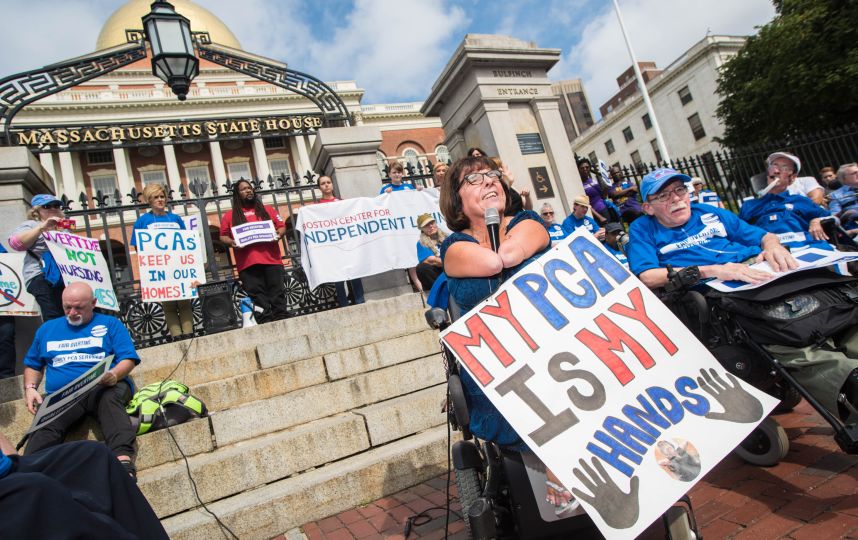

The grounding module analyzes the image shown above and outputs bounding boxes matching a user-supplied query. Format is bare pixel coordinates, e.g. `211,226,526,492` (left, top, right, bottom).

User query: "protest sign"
295,189,445,289
440,229,778,539
26,356,111,435
707,247,858,292
136,229,206,301
232,220,277,247
43,231,118,311
0,253,39,316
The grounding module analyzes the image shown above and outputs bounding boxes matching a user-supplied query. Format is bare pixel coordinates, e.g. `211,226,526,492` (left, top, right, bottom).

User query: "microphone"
485,207,501,252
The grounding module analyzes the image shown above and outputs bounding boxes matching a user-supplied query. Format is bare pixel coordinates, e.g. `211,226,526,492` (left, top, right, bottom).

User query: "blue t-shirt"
627,204,767,277
604,243,629,268
23,313,141,394
560,214,600,235
547,223,568,243
416,241,438,263
828,185,858,229
739,192,831,251
130,211,185,247
0,452,10,479
378,183,415,195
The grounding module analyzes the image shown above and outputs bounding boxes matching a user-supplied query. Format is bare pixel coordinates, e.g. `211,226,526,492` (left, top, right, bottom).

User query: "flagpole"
612,0,671,164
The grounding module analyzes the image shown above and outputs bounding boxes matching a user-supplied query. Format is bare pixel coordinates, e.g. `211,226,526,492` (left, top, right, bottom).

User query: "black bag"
709,269,858,347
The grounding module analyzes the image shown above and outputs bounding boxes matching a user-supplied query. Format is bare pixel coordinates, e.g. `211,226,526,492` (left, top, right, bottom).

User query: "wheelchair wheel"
455,467,482,539
733,417,789,466
665,505,698,540
772,383,802,414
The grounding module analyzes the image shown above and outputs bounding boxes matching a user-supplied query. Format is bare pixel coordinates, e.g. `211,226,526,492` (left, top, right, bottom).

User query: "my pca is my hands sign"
439,229,778,539
43,231,118,311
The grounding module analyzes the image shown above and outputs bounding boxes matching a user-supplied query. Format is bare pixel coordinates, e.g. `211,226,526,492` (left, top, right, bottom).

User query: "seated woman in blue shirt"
439,156,575,513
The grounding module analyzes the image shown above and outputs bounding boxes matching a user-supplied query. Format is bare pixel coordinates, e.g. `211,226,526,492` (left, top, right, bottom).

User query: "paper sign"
43,231,118,311
136,229,206,301
440,229,778,539
232,220,277,247
26,356,111,435
0,253,40,316
707,247,858,292
295,189,446,289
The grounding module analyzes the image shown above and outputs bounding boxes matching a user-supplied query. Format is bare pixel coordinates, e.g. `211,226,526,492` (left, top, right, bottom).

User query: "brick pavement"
277,401,858,539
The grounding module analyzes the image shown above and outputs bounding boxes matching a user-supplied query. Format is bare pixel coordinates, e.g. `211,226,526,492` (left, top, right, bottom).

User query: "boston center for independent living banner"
440,229,778,539
0,253,40,316
43,231,118,311
295,189,444,289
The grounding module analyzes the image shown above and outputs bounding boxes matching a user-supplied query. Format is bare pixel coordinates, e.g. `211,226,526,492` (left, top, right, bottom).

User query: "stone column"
290,135,313,180
310,125,411,299
251,138,271,180
163,143,182,193
38,153,59,195
112,147,134,201
531,100,584,213
57,151,79,201
208,141,227,184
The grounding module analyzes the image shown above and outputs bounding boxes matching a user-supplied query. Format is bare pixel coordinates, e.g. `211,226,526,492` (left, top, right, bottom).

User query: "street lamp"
142,1,199,101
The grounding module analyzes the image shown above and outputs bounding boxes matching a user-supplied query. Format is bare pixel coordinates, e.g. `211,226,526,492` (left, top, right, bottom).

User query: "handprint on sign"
570,457,640,529
696,368,764,423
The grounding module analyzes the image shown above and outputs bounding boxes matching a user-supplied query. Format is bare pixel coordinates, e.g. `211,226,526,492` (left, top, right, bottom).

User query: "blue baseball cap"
31,194,61,207
640,168,692,201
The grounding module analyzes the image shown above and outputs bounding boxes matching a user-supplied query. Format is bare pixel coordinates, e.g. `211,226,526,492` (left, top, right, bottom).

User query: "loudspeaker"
197,280,239,334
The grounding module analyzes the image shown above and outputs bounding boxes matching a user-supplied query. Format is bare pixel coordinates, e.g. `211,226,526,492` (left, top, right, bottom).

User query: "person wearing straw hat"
560,195,605,241
409,213,447,292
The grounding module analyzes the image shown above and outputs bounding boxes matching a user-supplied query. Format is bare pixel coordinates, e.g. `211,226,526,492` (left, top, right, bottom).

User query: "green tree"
716,0,858,148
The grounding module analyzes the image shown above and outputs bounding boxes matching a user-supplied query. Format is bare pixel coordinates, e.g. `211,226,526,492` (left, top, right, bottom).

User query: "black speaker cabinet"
197,280,239,334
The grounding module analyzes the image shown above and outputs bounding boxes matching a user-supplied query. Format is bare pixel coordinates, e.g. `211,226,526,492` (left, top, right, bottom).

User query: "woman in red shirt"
219,180,289,323
316,175,365,307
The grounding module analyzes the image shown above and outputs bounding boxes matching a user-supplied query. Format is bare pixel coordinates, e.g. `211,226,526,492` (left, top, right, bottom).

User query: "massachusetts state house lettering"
13,115,324,149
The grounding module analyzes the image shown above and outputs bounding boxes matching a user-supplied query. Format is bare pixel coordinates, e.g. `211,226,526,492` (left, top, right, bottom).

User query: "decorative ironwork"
126,29,212,45
198,45,350,126
0,42,147,142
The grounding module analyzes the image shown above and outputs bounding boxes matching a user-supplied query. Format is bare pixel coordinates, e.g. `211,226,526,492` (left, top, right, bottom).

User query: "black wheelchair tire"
666,505,697,540
733,417,789,466
772,384,802,414
455,467,482,539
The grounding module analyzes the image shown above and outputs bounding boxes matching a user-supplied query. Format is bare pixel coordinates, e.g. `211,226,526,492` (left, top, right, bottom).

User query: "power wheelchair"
425,303,701,540
657,264,858,466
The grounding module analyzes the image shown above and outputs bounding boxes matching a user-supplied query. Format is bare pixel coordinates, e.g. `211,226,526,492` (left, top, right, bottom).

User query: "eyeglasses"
42,202,62,209
648,185,689,203
541,211,554,217
772,164,795,173
460,170,502,186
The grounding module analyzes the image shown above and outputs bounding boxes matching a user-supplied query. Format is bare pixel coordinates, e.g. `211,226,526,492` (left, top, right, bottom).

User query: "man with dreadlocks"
219,180,289,323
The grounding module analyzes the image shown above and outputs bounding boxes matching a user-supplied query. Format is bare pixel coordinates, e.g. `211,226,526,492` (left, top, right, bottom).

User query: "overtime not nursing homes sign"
440,229,778,539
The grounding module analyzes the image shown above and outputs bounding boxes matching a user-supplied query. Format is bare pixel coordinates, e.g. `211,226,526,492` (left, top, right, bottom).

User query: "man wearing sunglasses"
626,168,797,290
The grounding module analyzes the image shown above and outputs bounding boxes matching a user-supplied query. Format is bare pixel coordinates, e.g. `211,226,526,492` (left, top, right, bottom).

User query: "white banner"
43,231,118,311
295,189,444,289
232,220,277,247
136,229,206,301
26,356,111,435
440,229,778,539
0,253,40,316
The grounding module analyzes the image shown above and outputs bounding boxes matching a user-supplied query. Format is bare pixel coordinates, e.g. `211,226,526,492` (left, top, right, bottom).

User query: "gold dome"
95,0,242,51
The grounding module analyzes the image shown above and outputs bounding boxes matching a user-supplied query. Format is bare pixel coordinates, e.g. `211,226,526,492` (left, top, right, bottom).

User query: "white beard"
66,316,84,327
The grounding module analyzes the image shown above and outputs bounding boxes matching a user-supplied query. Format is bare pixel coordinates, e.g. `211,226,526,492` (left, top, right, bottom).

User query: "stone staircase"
0,293,452,539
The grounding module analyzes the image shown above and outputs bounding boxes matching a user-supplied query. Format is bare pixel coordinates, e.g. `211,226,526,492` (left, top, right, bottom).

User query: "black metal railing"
379,160,440,189
611,124,858,211
59,172,338,348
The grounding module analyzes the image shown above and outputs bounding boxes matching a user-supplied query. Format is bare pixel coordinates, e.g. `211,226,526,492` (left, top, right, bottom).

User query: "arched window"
403,149,419,172
435,145,450,164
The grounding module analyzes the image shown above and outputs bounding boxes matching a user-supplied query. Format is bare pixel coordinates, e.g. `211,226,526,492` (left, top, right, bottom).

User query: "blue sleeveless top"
440,210,549,448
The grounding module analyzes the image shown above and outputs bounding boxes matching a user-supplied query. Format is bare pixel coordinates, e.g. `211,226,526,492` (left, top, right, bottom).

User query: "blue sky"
0,0,775,117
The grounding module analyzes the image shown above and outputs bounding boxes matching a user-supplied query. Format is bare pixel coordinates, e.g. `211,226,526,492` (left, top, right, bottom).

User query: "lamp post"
142,0,199,101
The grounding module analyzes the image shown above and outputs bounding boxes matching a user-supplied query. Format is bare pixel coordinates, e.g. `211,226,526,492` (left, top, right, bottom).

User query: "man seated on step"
626,167,858,424
21,282,141,478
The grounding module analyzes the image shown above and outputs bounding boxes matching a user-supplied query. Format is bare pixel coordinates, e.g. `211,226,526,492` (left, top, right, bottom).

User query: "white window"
227,162,252,181
403,149,419,172
92,174,118,205
141,170,167,187
435,145,450,164
269,158,292,182
185,166,212,197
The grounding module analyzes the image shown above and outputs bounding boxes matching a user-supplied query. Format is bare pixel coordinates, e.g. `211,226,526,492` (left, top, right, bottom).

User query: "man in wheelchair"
626,168,858,439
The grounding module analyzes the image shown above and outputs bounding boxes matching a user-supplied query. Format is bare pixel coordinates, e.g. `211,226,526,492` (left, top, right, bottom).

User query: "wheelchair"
425,305,701,540
657,264,858,466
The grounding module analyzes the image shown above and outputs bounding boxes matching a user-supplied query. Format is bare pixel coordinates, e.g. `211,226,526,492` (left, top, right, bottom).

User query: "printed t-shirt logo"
46,337,104,352
52,351,107,368
150,222,180,229
660,217,727,255
91,325,108,337
700,213,719,224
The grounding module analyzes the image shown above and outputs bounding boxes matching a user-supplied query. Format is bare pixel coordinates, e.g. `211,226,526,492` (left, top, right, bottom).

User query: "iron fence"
58,172,338,348
613,123,858,211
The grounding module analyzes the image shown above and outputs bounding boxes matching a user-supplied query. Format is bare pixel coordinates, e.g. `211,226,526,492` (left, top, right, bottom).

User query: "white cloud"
553,0,776,118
